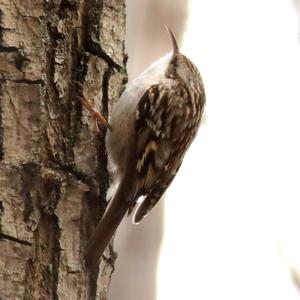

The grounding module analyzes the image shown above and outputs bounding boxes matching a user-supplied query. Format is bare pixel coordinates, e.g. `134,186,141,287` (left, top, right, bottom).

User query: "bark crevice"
0,0,126,298
0,84,3,161
0,233,32,246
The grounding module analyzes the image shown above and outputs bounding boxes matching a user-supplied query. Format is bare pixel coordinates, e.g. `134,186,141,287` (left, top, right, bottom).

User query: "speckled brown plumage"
84,27,205,267
131,60,205,222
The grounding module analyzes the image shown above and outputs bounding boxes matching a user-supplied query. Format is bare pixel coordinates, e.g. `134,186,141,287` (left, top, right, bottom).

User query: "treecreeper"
84,27,206,267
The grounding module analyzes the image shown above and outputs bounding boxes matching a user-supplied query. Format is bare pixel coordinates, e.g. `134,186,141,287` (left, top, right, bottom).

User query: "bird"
84,27,206,267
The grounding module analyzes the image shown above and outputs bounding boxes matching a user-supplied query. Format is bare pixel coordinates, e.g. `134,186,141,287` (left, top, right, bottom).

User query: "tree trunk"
0,0,126,299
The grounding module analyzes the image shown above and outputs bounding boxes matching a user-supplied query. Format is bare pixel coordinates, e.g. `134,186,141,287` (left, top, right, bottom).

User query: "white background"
157,0,300,299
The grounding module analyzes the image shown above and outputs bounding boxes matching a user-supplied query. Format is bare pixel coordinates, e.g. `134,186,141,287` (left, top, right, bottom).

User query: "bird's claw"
77,82,111,131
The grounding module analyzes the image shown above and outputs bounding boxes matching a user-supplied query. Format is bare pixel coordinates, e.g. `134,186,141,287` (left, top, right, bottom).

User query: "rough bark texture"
0,0,126,299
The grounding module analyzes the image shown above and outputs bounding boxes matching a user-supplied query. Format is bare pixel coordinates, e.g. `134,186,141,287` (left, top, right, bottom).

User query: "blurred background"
110,0,300,299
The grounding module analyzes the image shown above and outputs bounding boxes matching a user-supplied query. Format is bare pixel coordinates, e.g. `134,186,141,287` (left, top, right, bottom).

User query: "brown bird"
84,27,206,267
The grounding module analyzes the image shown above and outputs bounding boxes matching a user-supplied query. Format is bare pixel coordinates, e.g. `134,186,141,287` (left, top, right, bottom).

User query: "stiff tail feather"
84,175,135,267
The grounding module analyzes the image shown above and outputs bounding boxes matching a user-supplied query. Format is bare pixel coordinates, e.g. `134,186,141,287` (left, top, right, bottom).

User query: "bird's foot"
77,82,111,132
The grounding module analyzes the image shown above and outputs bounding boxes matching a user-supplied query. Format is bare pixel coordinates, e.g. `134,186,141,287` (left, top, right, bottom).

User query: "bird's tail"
84,175,134,267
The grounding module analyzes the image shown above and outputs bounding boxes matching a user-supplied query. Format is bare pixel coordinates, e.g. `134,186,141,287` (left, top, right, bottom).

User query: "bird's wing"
133,160,182,224
128,82,190,222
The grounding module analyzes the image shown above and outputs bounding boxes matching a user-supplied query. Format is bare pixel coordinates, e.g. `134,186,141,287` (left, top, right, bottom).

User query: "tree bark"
0,0,126,299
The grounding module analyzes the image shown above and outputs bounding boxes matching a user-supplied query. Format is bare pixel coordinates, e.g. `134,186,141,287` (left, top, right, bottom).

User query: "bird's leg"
77,82,111,131
79,95,111,131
